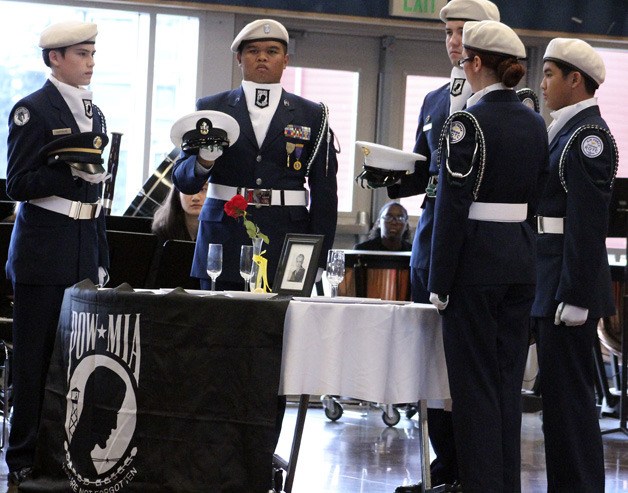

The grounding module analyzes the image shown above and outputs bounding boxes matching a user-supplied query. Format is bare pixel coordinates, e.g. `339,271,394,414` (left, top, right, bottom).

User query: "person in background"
427,20,548,492
172,18,338,291
532,38,618,492
4,20,109,486
388,2,501,491
151,182,208,242
355,201,412,252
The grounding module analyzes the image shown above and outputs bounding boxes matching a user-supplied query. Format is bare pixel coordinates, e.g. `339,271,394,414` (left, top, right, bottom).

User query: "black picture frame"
273,233,324,296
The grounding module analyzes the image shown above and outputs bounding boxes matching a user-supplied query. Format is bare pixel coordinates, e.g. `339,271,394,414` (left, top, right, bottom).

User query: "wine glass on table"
326,249,345,298
206,243,223,293
239,245,254,292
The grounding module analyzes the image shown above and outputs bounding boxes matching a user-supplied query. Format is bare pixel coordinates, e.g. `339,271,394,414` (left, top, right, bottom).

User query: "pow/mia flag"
255,88,270,108
29,281,289,492
450,78,465,97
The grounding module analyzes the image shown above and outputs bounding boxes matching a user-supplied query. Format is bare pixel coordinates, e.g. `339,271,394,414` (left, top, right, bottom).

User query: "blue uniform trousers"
534,317,604,493
442,283,533,492
6,283,66,472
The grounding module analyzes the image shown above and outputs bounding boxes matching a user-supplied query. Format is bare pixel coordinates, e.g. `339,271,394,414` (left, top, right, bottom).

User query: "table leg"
417,400,449,493
418,399,431,492
283,394,310,493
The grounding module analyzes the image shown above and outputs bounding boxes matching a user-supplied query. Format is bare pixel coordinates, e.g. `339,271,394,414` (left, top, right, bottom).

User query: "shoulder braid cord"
436,111,487,200
93,104,107,134
558,124,619,193
304,102,331,177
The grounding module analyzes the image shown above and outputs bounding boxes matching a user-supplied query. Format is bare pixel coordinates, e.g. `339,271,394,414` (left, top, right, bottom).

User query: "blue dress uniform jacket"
173,87,338,285
6,80,109,285
426,89,548,492
388,83,449,283
5,79,108,475
531,105,615,318
428,90,548,294
532,104,616,493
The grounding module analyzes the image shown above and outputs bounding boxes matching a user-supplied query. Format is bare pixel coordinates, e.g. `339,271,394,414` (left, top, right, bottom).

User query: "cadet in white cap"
5,20,109,486
532,38,617,493
426,20,548,492
172,17,338,293
387,2,499,492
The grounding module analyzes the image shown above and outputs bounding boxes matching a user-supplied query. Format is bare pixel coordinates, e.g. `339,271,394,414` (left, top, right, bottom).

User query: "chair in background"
152,239,199,290
105,215,153,234
106,230,160,289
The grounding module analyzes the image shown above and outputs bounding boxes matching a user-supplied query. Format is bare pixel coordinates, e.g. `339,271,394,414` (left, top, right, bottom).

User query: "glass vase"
249,237,265,292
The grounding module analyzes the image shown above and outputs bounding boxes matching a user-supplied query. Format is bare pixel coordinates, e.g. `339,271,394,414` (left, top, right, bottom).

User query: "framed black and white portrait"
273,234,324,296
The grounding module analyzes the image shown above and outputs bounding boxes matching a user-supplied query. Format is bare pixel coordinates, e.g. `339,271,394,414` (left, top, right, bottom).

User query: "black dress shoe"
8,466,33,486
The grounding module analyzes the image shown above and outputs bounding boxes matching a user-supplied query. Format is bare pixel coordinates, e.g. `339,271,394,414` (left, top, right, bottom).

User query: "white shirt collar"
241,80,283,148
449,66,472,115
547,97,598,144
466,82,509,109
48,74,94,133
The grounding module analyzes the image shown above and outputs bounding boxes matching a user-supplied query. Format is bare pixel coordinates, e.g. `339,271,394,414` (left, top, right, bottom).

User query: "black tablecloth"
26,281,289,492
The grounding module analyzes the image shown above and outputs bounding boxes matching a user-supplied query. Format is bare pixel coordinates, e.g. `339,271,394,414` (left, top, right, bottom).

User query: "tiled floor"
0,401,626,492
274,400,628,492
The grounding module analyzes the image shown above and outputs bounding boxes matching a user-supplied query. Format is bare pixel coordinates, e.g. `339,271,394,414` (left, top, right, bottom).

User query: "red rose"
224,195,248,218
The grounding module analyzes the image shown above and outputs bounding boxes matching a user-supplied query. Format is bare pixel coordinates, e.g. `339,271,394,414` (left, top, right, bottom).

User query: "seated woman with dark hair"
147,183,207,289
355,201,412,251
151,182,207,242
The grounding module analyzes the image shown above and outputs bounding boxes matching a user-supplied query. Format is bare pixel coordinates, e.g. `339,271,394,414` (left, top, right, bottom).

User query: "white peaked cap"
356,141,426,172
170,110,240,149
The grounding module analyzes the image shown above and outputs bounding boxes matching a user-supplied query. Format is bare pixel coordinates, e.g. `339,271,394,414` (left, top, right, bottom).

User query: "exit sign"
390,0,448,19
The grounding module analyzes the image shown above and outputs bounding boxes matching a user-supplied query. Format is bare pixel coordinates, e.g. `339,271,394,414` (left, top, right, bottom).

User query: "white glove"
71,168,110,184
198,146,223,163
554,302,588,326
429,292,449,311
98,266,109,287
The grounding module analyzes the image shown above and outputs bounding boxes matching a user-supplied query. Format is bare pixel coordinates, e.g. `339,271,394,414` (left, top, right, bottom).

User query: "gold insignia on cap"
199,120,210,135
93,136,102,149
362,146,371,157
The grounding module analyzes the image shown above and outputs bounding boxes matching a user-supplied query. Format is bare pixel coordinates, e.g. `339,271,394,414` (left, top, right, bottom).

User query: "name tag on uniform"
52,128,72,136
423,122,433,132
284,125,311,141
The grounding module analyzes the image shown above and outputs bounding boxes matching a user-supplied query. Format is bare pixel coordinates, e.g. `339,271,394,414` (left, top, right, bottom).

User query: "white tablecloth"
279,300,450,404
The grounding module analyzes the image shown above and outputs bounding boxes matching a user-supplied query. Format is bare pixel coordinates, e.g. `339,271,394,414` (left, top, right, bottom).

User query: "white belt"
468,202,527,222
29,196,102,220
207,183,309,207
536,215,564,234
